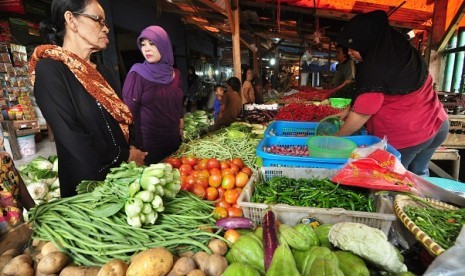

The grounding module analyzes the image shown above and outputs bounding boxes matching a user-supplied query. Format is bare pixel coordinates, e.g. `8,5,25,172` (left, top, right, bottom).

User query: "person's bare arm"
14,167,35,210
336,110,371,136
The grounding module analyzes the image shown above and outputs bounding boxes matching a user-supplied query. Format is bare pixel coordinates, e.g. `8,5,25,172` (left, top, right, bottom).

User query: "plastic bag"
349,135,388,161
331,149,416,192
423,225,465,276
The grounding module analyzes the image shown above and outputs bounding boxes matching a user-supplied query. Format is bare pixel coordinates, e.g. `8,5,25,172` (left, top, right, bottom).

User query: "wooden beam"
240,37,257,52
315,9,431,31
159,7,226,20
232,1,241,79
438,0,465,52
197,0,226,16
431,0,448,52
223,0,234,34
240,0,315,15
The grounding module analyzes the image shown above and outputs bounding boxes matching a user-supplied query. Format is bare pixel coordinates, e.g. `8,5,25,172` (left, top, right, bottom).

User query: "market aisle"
14,139,56,167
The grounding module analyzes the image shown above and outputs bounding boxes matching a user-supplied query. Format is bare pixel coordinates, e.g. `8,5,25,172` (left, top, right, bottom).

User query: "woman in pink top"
335,10,449,177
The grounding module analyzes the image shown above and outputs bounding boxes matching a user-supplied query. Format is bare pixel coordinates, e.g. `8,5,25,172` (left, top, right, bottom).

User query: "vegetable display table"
429,148,460,180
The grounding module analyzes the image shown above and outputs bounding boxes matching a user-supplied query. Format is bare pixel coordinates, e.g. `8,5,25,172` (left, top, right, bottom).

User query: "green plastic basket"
306,136,357,159
329,98,352,109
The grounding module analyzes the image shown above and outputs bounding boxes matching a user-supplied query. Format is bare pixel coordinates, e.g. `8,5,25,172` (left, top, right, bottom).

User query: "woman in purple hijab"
123,26,184,165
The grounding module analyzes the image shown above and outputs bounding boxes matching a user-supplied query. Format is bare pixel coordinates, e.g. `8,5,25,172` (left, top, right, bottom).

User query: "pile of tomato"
164,156,253,219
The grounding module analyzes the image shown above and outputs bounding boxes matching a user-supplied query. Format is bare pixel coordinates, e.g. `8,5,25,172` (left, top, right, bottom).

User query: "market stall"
1,107,464,275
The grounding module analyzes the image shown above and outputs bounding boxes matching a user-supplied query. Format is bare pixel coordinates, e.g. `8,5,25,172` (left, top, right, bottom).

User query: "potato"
35,272,59,276
187,269,205,276
126,247,173,276
207,239,228,256
2,254,34,276
41,242,59,256
0,254,14,272
59,266,100,276
37,251,69,274
6,254,33,266
204,254,227,276
1,249,20,257
192,251,209,272
178,251,195,258
32,239,48,251
168,257,196,276
96,259,128,276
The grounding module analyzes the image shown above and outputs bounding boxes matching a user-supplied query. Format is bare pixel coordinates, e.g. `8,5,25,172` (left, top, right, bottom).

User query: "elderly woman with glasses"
29,0,147,197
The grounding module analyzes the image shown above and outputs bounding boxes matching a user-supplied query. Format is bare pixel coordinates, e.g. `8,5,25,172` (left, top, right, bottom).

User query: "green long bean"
28,191,224,266
403,200,465,250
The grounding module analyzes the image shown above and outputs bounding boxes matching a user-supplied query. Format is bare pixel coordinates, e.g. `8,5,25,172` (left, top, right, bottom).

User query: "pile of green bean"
175,131,260,168
28,191,223,266
403,201,465,250
251,176,375,212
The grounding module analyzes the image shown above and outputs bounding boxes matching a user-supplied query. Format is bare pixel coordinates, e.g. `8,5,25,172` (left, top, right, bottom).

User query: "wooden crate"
443,115,465,148
1,120,40,160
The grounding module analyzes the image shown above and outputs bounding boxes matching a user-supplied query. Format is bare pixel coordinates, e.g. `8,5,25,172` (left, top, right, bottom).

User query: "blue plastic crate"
265,120,367,137
265,121,319,137
256,135,401,168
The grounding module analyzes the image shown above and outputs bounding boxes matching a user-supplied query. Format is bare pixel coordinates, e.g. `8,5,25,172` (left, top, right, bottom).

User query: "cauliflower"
328,222,407,273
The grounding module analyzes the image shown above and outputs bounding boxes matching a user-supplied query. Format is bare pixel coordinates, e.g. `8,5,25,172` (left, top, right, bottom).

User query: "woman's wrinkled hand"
335,106,351,121
128,147,148,166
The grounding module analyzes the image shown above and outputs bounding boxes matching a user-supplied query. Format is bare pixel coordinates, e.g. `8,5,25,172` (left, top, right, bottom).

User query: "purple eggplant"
215,217,255,230
263,210,279,271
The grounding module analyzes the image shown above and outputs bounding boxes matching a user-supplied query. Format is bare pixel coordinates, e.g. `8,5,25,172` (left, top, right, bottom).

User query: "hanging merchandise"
0,43,36,120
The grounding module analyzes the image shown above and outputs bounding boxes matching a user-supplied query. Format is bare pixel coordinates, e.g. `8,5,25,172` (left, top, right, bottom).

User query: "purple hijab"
129,26,174,84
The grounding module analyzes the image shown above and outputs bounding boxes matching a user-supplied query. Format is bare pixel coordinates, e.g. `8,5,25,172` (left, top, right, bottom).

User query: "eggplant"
215,217,254,230
263,210,279,271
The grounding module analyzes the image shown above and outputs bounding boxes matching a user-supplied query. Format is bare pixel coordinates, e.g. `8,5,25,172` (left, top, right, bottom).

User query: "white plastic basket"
237,167,396,235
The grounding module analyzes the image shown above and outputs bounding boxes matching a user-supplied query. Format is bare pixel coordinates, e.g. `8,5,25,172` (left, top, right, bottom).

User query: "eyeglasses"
73,12,109,29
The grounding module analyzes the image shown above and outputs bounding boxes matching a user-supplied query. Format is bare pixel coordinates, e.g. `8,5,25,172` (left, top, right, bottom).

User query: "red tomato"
191,171,200,179
179,164,193,175
235,172,249,188
199,169,210,179
208,174,222,188
165,157,182,169
186,156,198,166
215,199,231,209
191,184,206,199
206,158,221,170
221,168,235,178
197,159,208,170
231,203,241,209
196,177,209,189
229,163,240,173
220,161,229,170
181,156,188,164
221,174,236,190
184,175,196,186
216,187,226,199
224,229,240,244
224,189,240,204
213,206,228,220
227,207,243,218
209,168,221,176
241,167,253,177
231,158,245,169
206,187,219,201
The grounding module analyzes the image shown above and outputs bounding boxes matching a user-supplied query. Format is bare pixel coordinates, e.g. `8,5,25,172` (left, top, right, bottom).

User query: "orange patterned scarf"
29,45,133,142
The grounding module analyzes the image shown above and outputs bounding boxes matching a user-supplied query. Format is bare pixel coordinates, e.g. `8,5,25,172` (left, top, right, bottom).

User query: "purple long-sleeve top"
122,69,184,164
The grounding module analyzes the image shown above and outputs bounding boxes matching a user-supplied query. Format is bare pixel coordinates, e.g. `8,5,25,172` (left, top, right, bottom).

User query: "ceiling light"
270,58,276,66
